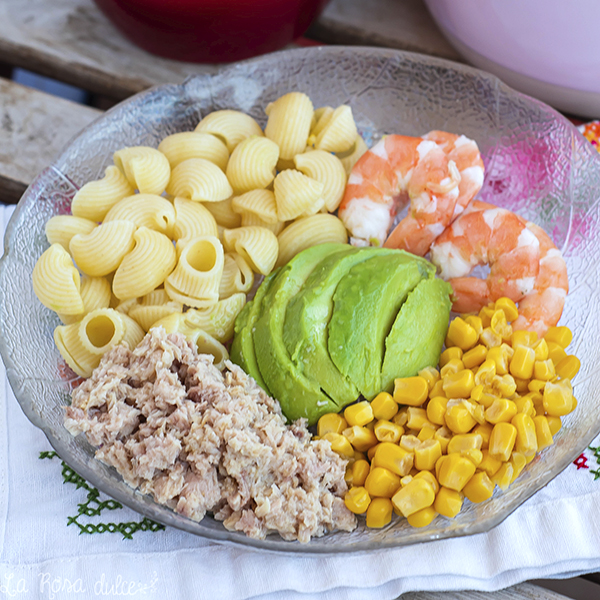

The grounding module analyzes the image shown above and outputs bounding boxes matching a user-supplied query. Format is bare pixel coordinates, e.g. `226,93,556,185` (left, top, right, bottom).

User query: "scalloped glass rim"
1,46,600,554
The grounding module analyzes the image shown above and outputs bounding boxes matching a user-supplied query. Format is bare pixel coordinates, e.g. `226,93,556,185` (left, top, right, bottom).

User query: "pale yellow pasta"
172,197,219,244
71,166,134,221
129,301,183,332
222,226,278,276
273,169,324,221
276,158,296,172
310,106,334,138
276,214,348,267
58,275,112,324
140,289,170,306
265,92,314,160
226,136,279,194
219,253,254,298
202,197,241,229
164,235,224,307
78,308,128,355
70,220,136,277
231,189,278,223
166,158,233,202
195,110,263,153
181,292,246,341
112,227,177,300
114,297,139,314
240,213,284,235
113,146,171,195
32,243,83,315
294,150,347,212
54,321,100,378
45,215,97,250
314,105,357,153
337,134,369,176
158,132,229,170
104,194,176,238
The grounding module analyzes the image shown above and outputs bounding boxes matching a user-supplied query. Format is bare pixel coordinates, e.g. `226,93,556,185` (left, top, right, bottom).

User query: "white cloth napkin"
2,203,600,600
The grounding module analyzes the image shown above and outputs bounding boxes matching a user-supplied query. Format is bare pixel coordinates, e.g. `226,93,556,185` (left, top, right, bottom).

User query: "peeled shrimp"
338,135,460,249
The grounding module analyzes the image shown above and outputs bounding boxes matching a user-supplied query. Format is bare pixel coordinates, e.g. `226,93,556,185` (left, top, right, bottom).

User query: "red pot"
93,0,330,63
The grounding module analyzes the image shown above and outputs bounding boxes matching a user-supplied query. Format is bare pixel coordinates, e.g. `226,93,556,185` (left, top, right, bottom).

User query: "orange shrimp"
338,135,460,248
429,201,541,313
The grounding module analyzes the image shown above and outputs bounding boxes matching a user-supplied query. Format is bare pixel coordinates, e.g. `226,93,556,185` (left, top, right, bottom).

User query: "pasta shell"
231,189,278,223
314,105,357,154
195,110,263,153
78,307,128,355
222,226,279,276
201,197,241,229
113,146,171,195
337,134,369,176
182,293,246,342
240,213,284,235
273,169,324,221
45,215,97,251
158,131,229,171
104,194,176,238
129,301,183,332
173,197,219,242
166,158,233,202
294,150,347,212
58,276,112,324
226,136,279,194
219,253,254,298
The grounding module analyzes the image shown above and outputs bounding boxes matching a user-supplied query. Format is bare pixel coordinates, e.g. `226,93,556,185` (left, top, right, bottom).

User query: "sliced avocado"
253,243,349,424
229,268,280,392
328,253,433,400
381,277,452,392
284,246,398,408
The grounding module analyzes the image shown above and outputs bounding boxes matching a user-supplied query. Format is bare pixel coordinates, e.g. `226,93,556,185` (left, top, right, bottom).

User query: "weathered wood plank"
400,582,570,600
0,77,101,204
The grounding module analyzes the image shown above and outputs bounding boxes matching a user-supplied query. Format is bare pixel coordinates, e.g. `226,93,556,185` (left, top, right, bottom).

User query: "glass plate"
1,46,600,554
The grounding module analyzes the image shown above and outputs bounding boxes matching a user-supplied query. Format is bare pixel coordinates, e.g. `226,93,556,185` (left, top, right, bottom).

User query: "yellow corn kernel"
347,459,370,487
470,384,484,402
463,471,494,503
434,426,452,454
392,407,409,427
543,379,574,417
418,366,440,391
544,325,573,349
511,413,538,457
528,379,546,394
488,422,517,462
365,420,376,431
343,425,378,452
391,477,435,517
475,359,496,386
437,452,477,491
527,391,545,416
354,450,367,462
373,420,404,443
490,309,512,342
478,305,496,328
514,377,530,394
480,327,502,349
446,317,478,351
492,462,514,490
322,432,355,458
434,486,464,518
491,374,517,398
440,346,464,368
464,315,484,338
399,434,422,452
555,355,581,381
533,359,556,381
426,396,448,426
372,442,414,477
435,455,447,480
407,506,437,528
370,392,398,421
511,330,538,348
364,466,401,498
344,486,371,514
514,396,535,418
485,398,518,424
510,345,536,379
479,449,502,477
442,369,475,399
533,338,549,361
547,342,567,365
533,415,554,450
417,425,437,442
461,448,483,467
393,376,429,406
510,451,527,483
414,439,443,471
546,416,562,436
462,344,487,369
413,470,439,494
344,401,374,427
400,475,413,487
487,345,510,375
447,433,483,454
478,390,499,409
472,422,494,448
367,443,380,461
439,358,465,378
318,413,347,437
445,401,476,434
366,497,393,528
494,297,519,322
429,379,446,399
406,406,431,430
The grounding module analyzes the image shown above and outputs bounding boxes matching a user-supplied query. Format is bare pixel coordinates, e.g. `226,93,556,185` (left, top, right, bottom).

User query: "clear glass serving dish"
1,46,599,554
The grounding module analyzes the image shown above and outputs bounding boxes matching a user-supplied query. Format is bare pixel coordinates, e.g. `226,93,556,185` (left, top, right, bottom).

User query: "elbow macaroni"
166,158,233,202
195,110,264,153
104,194,176,238
113,146,171,195
45,215,98,250
158,131,229,171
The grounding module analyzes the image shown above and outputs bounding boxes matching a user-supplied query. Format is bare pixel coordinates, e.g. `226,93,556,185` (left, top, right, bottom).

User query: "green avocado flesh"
328,253,434,400
381,277,453,392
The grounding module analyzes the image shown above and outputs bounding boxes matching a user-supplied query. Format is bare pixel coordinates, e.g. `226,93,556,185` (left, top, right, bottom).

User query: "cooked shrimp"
429,202,541,314
338,135,460,247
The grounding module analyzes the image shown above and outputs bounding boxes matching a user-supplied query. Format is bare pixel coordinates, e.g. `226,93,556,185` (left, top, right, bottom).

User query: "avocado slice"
284,246,398,408
229,268,280,392
381,277,452,392
328,253,434,400
253,243,350,424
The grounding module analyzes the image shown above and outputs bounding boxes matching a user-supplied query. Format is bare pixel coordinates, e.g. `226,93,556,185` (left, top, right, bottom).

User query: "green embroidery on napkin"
40,451,165,539
588,445,600,480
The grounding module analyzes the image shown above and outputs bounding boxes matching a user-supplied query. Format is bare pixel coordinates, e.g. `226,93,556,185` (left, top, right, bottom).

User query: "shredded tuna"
64,327,356,542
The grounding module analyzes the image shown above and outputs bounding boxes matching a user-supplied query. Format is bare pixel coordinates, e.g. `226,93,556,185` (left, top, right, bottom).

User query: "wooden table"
0,1,589,598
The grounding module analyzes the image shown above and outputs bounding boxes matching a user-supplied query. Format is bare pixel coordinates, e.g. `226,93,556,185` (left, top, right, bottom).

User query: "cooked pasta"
310,106,334,138
180,292,246,341
70,220,137,277
231,189,278,224
58,275,112,324
164,235,224,307
114,297,139,315
45,215,98,251
294,150,347,212
313,105,357,153
273,169,325,221
79,308,128,355
112,227,177,300
113,146,171,195
276,213,348,267
32,243,83,315
140,288,170,306
54,321,100,378
158,131,229,171
172,197,219,245
104,194,176,237
265,92,314,160
226,136,279,194
202,197,241,229
240,213,284,235
337,134,369,176
129,300,183,332
71,166,135,221
166,158,233,202
222,226,278,276
195,110,264,153
219,252,254,298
